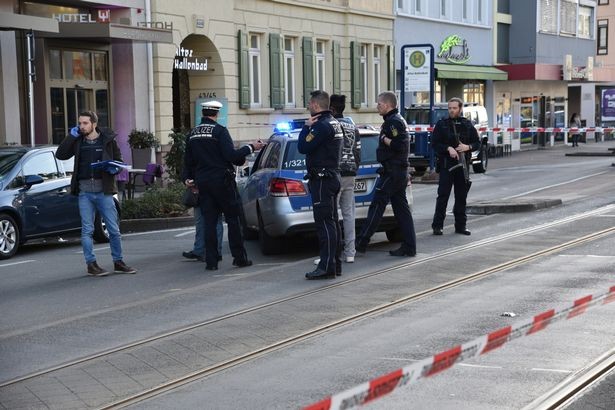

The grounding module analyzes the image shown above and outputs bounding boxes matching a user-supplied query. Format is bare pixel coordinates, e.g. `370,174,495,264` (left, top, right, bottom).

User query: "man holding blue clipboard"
57,111,137,277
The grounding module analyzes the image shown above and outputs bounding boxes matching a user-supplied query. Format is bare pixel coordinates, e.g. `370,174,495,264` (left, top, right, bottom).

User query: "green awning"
435,63,508,81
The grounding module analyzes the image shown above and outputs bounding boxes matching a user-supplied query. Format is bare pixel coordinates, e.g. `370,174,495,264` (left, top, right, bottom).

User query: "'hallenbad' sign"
174,47,208,71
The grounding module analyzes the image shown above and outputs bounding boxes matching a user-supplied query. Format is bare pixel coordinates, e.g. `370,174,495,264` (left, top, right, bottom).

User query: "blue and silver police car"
238,120,413,255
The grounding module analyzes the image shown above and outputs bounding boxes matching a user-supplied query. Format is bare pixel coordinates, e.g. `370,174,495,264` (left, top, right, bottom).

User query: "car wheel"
0,213,20,260
258,210,283,255
472,145,488,174
93,197,120,243
386,228,403,242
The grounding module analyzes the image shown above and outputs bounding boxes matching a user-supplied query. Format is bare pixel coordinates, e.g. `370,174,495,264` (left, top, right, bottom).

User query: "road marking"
458,363,502,370
559,254,614,258
503,171,608,199
76,246,110,254
0,260,35,268
123,227,195,237
377,357,416,362
531,368,573,374
213,273,248,277
255,263,285,266
174,230,195,238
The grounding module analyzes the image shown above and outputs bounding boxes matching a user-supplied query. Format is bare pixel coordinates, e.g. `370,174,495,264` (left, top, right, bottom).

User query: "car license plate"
354,180,367,192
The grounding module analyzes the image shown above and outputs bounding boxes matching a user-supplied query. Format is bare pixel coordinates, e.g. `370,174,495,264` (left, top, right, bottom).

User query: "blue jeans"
78,192,122,264
193,207,223,257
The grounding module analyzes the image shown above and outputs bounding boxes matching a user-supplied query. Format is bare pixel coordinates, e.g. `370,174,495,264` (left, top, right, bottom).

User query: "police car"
238,120,413,255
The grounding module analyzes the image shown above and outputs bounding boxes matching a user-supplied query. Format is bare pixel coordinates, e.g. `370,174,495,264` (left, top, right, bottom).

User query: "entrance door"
66,88,93,131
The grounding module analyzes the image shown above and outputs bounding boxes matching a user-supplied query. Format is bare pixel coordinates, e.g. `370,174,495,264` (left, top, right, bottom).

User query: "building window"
415,0,423,13
360,44,368,106
497,23,510,64
540,0,558,33
435,80,443,103
373,46,381,104
578,6,594,38
440,0,447,17
598,19,608,54
397,0,404,9
249,34,261,106
599,0,609,5
463,81,484,106
315,40,326,92
560,0,577,35
283,37,295,106
477,0,483,22
462,0,469,20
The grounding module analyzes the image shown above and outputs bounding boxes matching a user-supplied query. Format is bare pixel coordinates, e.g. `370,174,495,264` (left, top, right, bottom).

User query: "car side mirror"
24,174,44,188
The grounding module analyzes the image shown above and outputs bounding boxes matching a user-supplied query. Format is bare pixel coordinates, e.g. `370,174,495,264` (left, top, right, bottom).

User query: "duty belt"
304,168,337,180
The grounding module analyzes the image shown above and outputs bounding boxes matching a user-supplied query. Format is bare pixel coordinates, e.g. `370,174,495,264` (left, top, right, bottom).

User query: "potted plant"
128,129,159,170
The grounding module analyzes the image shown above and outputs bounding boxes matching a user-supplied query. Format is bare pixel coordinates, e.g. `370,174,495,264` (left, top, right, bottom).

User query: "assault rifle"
447,119,472,190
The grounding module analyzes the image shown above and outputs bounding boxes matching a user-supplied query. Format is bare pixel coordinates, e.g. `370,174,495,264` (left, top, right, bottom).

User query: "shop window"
463,82,484,106
598,20,608,55
93,52,108,81
283,37,295,107
249,34,262,106
63,51,92,81
315,41,326,92
373,46,382,104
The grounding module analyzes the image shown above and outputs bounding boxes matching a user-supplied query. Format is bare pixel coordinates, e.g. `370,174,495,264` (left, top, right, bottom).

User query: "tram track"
1,205,614,409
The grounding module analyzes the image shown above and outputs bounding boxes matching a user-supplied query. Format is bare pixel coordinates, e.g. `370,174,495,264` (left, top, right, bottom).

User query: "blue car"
0,146,114,259
238,122,413,255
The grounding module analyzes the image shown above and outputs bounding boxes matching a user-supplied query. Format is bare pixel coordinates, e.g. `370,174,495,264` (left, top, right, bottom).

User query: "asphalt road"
1,140,615,409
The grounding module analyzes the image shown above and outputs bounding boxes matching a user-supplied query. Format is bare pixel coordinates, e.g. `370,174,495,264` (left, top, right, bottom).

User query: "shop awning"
44,23,173,43
0,12,59,33
435,63,508,81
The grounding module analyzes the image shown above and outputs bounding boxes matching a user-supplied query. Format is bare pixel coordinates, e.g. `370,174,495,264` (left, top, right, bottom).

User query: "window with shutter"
249,34,262,106
560,0,578,35
332,41,341,94
540,0,557,33
598,19,608,55
578,6,594,38
283,37,296,107
238,30,249,109
350,41,361,108
387,45,395,91
302,37,314,107
269,33,284,109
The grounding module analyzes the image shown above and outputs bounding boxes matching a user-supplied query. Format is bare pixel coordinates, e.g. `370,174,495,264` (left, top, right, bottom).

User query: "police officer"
298,90,344,280
355,91,416,257
431,97,480,236
182,101,265,270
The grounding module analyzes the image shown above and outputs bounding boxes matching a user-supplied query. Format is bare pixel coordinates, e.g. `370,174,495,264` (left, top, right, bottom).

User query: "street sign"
403,46,432,93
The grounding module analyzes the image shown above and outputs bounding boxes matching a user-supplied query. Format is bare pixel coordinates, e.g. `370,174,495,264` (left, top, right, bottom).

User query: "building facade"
593,0,615,127
150,0,395,143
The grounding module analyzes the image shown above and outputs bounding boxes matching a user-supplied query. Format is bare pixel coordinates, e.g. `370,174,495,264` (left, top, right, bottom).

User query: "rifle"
447,120,472,190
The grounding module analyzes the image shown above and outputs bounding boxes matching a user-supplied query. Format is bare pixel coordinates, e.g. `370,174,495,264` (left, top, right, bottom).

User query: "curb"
565,152,615,157
467,198,562,215
120,216,194,233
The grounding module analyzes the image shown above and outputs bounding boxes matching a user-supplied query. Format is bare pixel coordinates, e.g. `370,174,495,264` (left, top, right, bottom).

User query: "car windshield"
405,108,448,125
0,151,25,180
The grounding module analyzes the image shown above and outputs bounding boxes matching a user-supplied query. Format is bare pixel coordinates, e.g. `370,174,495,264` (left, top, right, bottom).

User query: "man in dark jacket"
182,101,264,271
431,97,480,236
330,94,360,263
298,90,343,279
56,111,136,276
355,91,416,257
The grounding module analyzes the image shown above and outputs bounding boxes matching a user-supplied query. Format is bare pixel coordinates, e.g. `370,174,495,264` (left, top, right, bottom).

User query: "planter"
131,148,154,170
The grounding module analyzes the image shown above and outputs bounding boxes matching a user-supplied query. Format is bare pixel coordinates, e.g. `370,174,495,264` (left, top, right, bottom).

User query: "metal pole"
26,30,36,147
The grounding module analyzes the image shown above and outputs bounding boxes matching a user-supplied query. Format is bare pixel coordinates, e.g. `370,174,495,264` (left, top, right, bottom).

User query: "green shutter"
269,33,284,109
387,45,395,91
238,30,249,109
350,41,361,108
332,40,341,95
302,37,314,107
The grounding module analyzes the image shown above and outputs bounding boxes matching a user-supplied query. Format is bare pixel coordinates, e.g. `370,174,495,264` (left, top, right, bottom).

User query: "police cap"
201,100,223,111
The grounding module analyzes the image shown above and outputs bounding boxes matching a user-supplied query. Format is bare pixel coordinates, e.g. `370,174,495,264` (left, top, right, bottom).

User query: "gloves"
70,126,80,138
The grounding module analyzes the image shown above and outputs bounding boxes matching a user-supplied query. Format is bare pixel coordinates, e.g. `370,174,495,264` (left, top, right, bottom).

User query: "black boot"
389,247,416,257
305,268,335,280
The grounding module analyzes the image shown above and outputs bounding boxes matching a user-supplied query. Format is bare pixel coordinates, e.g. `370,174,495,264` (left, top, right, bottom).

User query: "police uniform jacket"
182,118,253,183
432,116,480,167
56,128,122,196
336,115,361,177
297,111,343,172
376,108,409,168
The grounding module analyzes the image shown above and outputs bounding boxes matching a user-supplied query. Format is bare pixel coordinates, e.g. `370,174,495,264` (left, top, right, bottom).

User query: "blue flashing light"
274,122,292,132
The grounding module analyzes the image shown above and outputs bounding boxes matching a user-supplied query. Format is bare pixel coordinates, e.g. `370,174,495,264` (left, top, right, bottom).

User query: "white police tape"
303,285,615,410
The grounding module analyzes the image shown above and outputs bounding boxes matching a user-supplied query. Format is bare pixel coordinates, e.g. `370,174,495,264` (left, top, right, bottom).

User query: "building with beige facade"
151,0,395,143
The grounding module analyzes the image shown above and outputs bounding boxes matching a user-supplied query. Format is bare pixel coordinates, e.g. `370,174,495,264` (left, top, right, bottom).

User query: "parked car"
238,121,413,255
0,146,116,259
404,103,490,175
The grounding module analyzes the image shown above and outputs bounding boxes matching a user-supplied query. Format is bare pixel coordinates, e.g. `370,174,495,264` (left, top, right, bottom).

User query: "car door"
355,132,381,208
20,151,80,237
240,140,275,230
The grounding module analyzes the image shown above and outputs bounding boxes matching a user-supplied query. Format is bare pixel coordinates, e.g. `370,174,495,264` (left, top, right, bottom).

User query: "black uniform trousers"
308,174,342,274
432,165,468,231
357,169,416,253
198,177,248,267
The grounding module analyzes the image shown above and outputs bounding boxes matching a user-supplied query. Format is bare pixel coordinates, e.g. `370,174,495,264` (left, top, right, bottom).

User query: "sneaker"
313,258,320,265
87,262,109,277
114,260,137,274
345,256,355,263
433,227,443,236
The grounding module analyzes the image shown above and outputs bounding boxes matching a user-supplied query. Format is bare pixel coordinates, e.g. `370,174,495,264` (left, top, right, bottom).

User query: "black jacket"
376,108,409,167
432,116,480,167
336,115,361,176
297,111,343,172
182,117,253,184
56,128,122,195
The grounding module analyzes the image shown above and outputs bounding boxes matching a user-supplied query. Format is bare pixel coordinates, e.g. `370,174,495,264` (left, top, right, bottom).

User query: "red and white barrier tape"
303,285,615,410
407,127,614,134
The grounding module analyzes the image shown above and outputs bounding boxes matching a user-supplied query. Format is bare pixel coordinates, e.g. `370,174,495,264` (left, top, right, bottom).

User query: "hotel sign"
52,10,110,23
